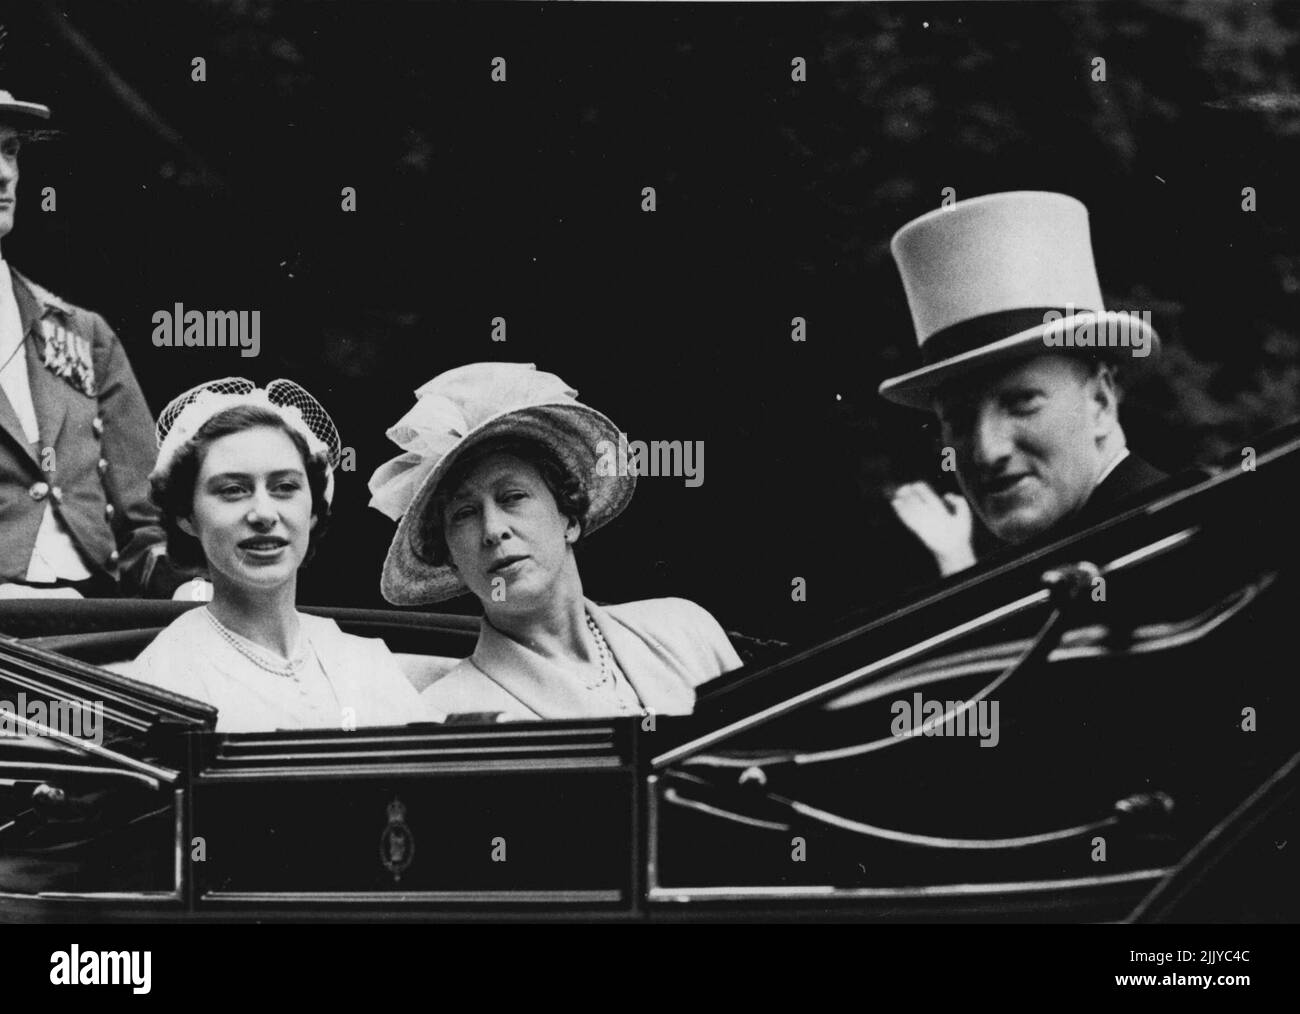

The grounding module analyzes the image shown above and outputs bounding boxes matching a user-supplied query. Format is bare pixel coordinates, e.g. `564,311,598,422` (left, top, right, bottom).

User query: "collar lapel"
0,387,35,463
586,599,696,715
469,601,698,719
470,618,598,720
25,328,68,451
0,268,41,465
13,273,68,452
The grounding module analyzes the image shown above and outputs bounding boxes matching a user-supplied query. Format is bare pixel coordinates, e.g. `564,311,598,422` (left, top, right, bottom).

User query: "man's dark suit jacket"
967,452,1172,568
1070,453,1170,531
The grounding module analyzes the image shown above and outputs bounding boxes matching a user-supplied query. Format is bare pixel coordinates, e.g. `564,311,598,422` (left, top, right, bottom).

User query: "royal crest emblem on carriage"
379,798,415,883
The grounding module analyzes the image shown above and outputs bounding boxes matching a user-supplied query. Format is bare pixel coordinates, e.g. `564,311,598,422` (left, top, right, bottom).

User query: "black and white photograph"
0,0,1296,987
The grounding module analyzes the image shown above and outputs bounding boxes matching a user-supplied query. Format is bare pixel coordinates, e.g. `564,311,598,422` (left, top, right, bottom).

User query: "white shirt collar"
1093,447,1130,490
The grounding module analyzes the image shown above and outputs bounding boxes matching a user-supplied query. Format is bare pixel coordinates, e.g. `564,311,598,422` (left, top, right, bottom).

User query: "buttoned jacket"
423,597,743,721
0,267,177,595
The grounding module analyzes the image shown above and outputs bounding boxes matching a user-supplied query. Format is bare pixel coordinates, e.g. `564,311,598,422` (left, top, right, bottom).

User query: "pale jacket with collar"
423,596,743,722
131,607,437,732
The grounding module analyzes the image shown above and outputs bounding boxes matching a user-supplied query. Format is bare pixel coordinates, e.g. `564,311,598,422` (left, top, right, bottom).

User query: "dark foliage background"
2,0,1297,640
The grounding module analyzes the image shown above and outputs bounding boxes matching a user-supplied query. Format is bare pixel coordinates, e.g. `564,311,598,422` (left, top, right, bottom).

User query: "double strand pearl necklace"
204,607,310,680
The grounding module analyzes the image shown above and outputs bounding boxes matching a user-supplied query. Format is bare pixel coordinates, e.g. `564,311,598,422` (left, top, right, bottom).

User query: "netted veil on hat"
152,378,343,502
369,362,635,606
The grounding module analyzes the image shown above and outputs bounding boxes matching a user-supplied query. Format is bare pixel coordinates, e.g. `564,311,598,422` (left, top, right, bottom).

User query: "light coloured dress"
422,597,742,722
130,607,436,732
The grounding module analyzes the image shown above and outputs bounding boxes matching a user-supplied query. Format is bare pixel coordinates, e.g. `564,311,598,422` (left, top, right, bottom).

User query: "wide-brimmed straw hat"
0,89,51,124
878,191,1160,410
369,362,635,605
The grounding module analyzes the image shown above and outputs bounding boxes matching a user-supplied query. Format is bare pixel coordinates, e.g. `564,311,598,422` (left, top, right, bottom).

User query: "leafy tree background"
2,0,1296,638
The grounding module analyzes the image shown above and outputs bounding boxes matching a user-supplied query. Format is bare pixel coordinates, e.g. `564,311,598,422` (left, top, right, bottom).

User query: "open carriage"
2,423,1298,922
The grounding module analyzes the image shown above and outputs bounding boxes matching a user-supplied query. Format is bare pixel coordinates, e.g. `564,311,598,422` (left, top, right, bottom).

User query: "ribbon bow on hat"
368,363,578,522
369,362,634,605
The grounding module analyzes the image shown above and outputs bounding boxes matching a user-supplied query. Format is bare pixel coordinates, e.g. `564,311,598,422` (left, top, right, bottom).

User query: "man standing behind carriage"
882,191,1170,576
0,87,186,597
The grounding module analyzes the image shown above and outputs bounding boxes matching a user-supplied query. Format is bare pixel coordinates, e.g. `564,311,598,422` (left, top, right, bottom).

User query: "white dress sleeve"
129,616,216,704
360,635,448,724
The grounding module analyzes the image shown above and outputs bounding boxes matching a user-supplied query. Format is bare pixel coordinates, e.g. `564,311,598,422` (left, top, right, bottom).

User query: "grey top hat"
878,191,1160,410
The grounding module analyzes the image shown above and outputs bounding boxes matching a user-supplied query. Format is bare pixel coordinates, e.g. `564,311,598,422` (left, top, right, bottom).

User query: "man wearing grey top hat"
0,88,186,597
881,191,1167,573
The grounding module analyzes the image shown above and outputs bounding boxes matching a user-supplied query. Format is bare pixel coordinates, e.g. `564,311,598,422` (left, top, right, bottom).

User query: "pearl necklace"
204,607,309,680
584,612,644,716
584,612,616,692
